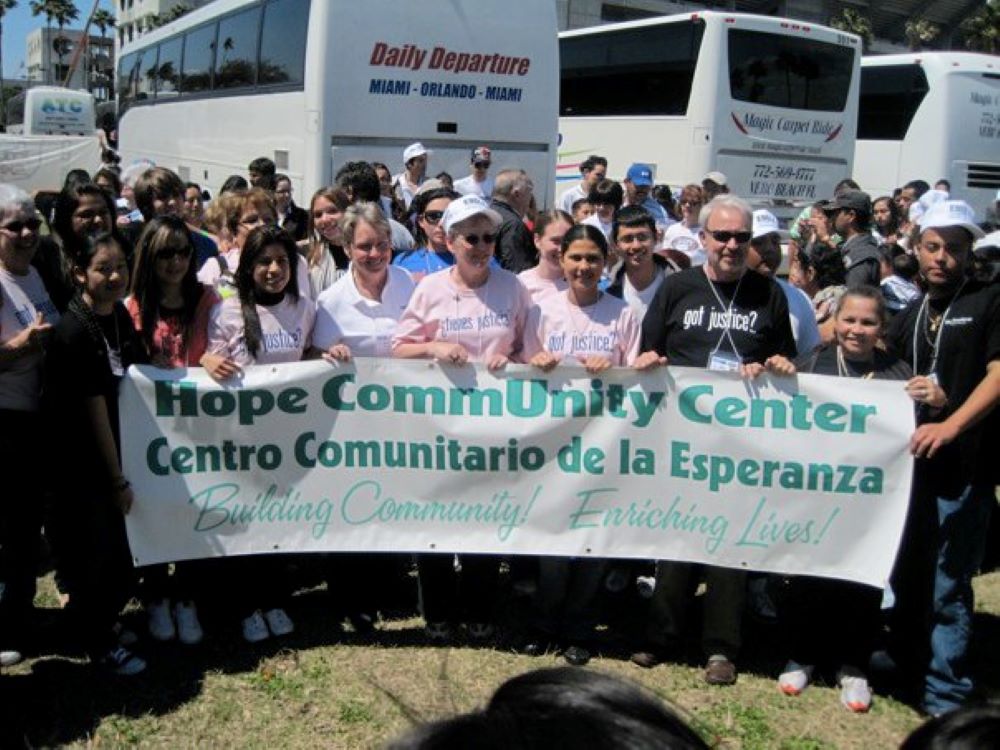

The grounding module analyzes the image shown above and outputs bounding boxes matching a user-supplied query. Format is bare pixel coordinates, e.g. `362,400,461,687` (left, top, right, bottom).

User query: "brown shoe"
704,656,737,685
630,650,663,669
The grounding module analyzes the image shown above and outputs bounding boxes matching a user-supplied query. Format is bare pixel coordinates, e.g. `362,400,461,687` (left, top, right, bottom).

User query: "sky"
1,0,115,80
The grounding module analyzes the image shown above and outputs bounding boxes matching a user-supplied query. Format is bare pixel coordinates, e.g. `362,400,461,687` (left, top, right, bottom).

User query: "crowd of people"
0,144,997,725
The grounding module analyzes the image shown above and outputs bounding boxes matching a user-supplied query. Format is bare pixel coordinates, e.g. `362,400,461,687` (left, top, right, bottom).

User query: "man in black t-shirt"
823,190,882,288
633,195,797,686
884,199,1000,717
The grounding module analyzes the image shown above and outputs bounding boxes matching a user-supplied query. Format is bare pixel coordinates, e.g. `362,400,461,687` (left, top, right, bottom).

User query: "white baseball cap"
442,194,502,233
403,142,431,162
919,200,985,239
703,171,728,186
752,209,780,240
919,188,948,210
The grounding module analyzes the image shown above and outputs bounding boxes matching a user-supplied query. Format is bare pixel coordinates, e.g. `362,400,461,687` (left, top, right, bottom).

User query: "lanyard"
836,346,875,380
912,280,965,377
703,266,744,359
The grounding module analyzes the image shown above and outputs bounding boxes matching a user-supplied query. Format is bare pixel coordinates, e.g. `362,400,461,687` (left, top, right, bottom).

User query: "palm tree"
91,8,116,96
51,0,79,86
30,0,58,84
0,0,17,127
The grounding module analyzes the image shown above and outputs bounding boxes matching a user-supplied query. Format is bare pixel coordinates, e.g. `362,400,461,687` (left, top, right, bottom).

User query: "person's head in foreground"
388,667,709,749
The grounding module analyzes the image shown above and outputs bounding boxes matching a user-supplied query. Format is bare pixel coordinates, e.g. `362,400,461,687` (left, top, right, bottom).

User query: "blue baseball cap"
625,163,653,187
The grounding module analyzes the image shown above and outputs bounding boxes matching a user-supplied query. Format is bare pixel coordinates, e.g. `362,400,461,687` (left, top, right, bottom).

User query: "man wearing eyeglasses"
632,194,797,687
822,190,881,288
454,146,495,200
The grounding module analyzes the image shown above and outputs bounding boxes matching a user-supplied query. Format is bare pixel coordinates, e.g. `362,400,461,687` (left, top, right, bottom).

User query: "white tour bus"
116,0,558,202
4,86,96,136
854,52,1000,217
0,87,101,192
558,12,861,220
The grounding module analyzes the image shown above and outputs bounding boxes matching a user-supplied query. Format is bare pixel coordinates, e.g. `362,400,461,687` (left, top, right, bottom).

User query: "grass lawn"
2,568,998,749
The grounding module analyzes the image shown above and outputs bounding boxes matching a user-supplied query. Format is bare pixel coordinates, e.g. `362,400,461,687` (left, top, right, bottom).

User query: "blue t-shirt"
392,247,501,279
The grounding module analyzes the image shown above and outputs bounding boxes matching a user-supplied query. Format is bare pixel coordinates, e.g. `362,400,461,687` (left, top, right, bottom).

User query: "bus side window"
117,52,140,114
259,0,309,86
182,22,217,94
215,5,262,89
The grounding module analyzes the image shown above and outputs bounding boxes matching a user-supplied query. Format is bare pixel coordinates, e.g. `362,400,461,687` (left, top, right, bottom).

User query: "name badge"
108,347,124,377
707,350,741,372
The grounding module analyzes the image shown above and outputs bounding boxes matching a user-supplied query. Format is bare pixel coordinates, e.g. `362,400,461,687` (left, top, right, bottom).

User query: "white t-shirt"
518,266,568,305
453,175,495,199
522,290,640,367
0,266,60,410
392,173,424,209
776,278,821,363
392,267,531,361
208,294,315,366
314,265,415,357
559,184,587,215
622,271,666,323
583,213,613,242
662,223,705,266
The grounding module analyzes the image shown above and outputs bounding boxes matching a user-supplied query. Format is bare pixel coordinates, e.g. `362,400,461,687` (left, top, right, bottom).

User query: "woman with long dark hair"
206,225,315,641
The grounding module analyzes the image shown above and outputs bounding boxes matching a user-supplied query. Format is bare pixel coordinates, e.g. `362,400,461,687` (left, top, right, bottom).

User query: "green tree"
146,3,192,31
91,8,117,97
829,8,873,52
960,0,1000,54
0,0,17,126
51,0,78,86
30,0,57,84
905,18,940,50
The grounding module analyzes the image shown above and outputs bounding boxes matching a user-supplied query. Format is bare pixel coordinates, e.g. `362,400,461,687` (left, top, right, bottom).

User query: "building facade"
25,27,115,99
116,0,213,47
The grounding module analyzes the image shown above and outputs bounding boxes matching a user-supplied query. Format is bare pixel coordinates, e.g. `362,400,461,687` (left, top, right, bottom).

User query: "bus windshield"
728,29,854,112
560,22,705,116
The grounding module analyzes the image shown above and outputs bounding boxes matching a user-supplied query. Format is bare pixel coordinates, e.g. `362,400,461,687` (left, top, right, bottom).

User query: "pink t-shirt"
518,266,568,305
392,267,530,362
521,290,640,367
125,286,219,367
208,294,315,366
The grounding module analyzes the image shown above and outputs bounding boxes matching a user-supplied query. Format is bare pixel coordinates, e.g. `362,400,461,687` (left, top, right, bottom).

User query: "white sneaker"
1,649,23,667
174,601,204,645
148,598,176,642
263,608,294,637
100,647,147,676
778,661,814,696
839,674,873,713
242,610,270,643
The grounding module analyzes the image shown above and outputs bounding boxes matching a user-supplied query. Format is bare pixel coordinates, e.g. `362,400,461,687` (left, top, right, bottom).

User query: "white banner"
121,360,915,587
0,134,101,193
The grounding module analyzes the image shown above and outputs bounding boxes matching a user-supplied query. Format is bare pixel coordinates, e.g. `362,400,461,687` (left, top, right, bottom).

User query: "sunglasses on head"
460,232,496,246
158,245,193,260
422,210,445,224
707,230,752,244
1,218,42,234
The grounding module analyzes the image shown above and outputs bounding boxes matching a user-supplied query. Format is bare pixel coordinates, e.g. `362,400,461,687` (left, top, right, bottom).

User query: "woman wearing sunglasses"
125,215,224,646
393,194,532,643
392,188,463,283
0,185,59,667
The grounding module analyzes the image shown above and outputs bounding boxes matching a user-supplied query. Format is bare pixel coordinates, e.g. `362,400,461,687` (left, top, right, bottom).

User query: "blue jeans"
923,482,992,714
